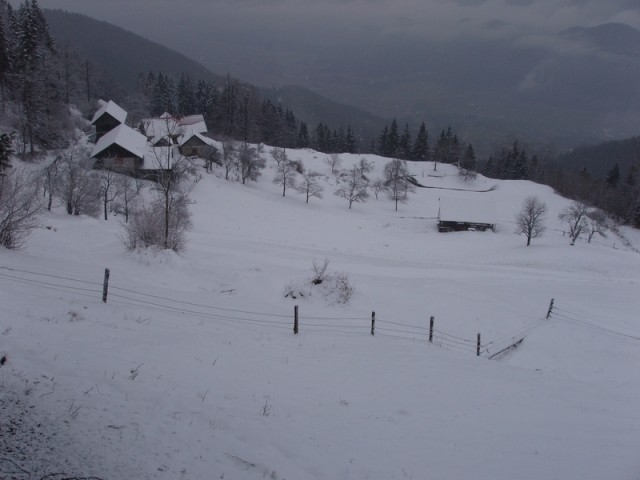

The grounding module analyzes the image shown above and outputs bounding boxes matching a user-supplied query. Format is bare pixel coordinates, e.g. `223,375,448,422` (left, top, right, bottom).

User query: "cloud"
37,0,639,86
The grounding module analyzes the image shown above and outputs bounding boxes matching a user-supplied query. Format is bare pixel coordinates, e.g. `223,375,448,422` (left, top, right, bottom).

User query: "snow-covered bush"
284,259,355,305
121,197,191,253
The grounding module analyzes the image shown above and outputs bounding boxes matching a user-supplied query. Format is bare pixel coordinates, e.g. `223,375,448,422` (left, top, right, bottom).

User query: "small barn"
90,100,127,141
179,131,217,157
437,197,497,232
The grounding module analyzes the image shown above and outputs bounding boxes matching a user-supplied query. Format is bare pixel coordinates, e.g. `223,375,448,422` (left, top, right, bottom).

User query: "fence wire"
1,264,565,357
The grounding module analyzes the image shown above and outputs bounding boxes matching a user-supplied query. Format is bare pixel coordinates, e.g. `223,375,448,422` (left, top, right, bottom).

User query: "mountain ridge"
43,8,387,143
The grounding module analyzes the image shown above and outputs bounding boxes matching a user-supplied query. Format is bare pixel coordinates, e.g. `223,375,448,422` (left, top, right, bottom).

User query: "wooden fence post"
370,311,375,336
477,333,481,356
102,268,110,303
293,305,299,334
429,316,434,343
546,298,555,319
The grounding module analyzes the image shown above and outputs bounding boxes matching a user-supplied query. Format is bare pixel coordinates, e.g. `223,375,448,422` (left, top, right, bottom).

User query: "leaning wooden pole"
102,268,110,303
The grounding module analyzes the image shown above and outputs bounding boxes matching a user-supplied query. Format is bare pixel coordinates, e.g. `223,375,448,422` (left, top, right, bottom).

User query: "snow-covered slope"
1,149,639,479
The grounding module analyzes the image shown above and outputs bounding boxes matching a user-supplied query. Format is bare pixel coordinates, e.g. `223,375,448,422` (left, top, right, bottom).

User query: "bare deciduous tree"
357,157,373,178
147,148,196,250
324,153,342,175
515,195,547,246
586,210,607,243
42,157,59,212
270,147,287,167
238,142,265,185
201,144,220,174
272,149,297,197
371,179,385,200
96,167,122,221
115,175,137,223
295,168,324,204
58,143,100,216
334,165,368,209
0,167,44,249
384,159,415,211
559,200,589,245
220,138,236,180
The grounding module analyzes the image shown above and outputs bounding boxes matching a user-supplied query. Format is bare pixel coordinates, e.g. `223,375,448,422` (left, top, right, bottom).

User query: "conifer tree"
412,122,429,162
606,163,620,189
399,124,412,160
387,118,399,157
345,125,356,153
298,121,310,148
176,73,196,116
378,125,389,156
0,6,10,83
460,144,477,180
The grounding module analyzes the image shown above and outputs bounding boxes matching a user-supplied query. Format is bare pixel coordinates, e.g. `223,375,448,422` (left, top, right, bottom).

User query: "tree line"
131,71,362,154
480,139,640,229
0,0,107,156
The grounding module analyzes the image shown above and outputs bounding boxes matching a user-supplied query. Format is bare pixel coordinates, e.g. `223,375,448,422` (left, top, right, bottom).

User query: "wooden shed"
179,131,216,157
437,197,497,232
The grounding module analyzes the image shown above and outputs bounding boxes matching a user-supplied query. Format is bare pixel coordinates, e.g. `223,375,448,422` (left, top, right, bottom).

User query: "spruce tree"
412,122,429,161
176,73,196,116
606,163,620,189
298,121,310,148
399,123,412,160
514,150,529,180
461,144,476,172
387,118,399,157
345,125,356,153
378,125,389,156
0,6,10,83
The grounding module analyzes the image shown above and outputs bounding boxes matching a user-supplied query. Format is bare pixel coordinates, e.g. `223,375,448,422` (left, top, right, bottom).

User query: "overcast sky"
36,0,640,47
34,0,639,85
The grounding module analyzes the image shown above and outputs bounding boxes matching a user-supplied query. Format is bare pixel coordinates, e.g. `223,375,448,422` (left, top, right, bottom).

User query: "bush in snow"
121,194,191,253
284,259,354,305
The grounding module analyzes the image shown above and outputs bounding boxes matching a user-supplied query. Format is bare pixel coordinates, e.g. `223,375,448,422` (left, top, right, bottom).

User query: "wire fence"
549,304,640,341
6,265,635,360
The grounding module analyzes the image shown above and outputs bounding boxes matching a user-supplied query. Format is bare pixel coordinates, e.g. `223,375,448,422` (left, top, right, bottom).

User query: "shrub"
0,167,44,249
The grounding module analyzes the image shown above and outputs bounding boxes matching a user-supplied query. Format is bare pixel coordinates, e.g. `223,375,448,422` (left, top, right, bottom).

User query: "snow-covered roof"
141,117,177,139
141,146,175,171
91,124,147,159
438,196,497,224
140,114,207,139
90,100,127,125
178,114,207,135
179,131,216,148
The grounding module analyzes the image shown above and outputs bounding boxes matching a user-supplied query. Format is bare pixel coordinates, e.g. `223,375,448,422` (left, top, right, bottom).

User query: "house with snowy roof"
90,123,176,179
139,113,208,146
89,100,209,179
90,100,127,141
179,131,217,157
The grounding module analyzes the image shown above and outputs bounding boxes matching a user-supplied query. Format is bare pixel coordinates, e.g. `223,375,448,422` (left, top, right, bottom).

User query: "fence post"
546,298,555,319
370,311,375,336
293,305,299,334
102,268,110,303
476,333,481,356
429,316,434,343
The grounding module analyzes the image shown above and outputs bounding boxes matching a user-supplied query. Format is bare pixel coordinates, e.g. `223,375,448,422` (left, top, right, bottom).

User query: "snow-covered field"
1,149,639,479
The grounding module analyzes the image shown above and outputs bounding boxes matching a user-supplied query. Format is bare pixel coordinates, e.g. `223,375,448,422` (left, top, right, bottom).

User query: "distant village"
89,99,215,179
